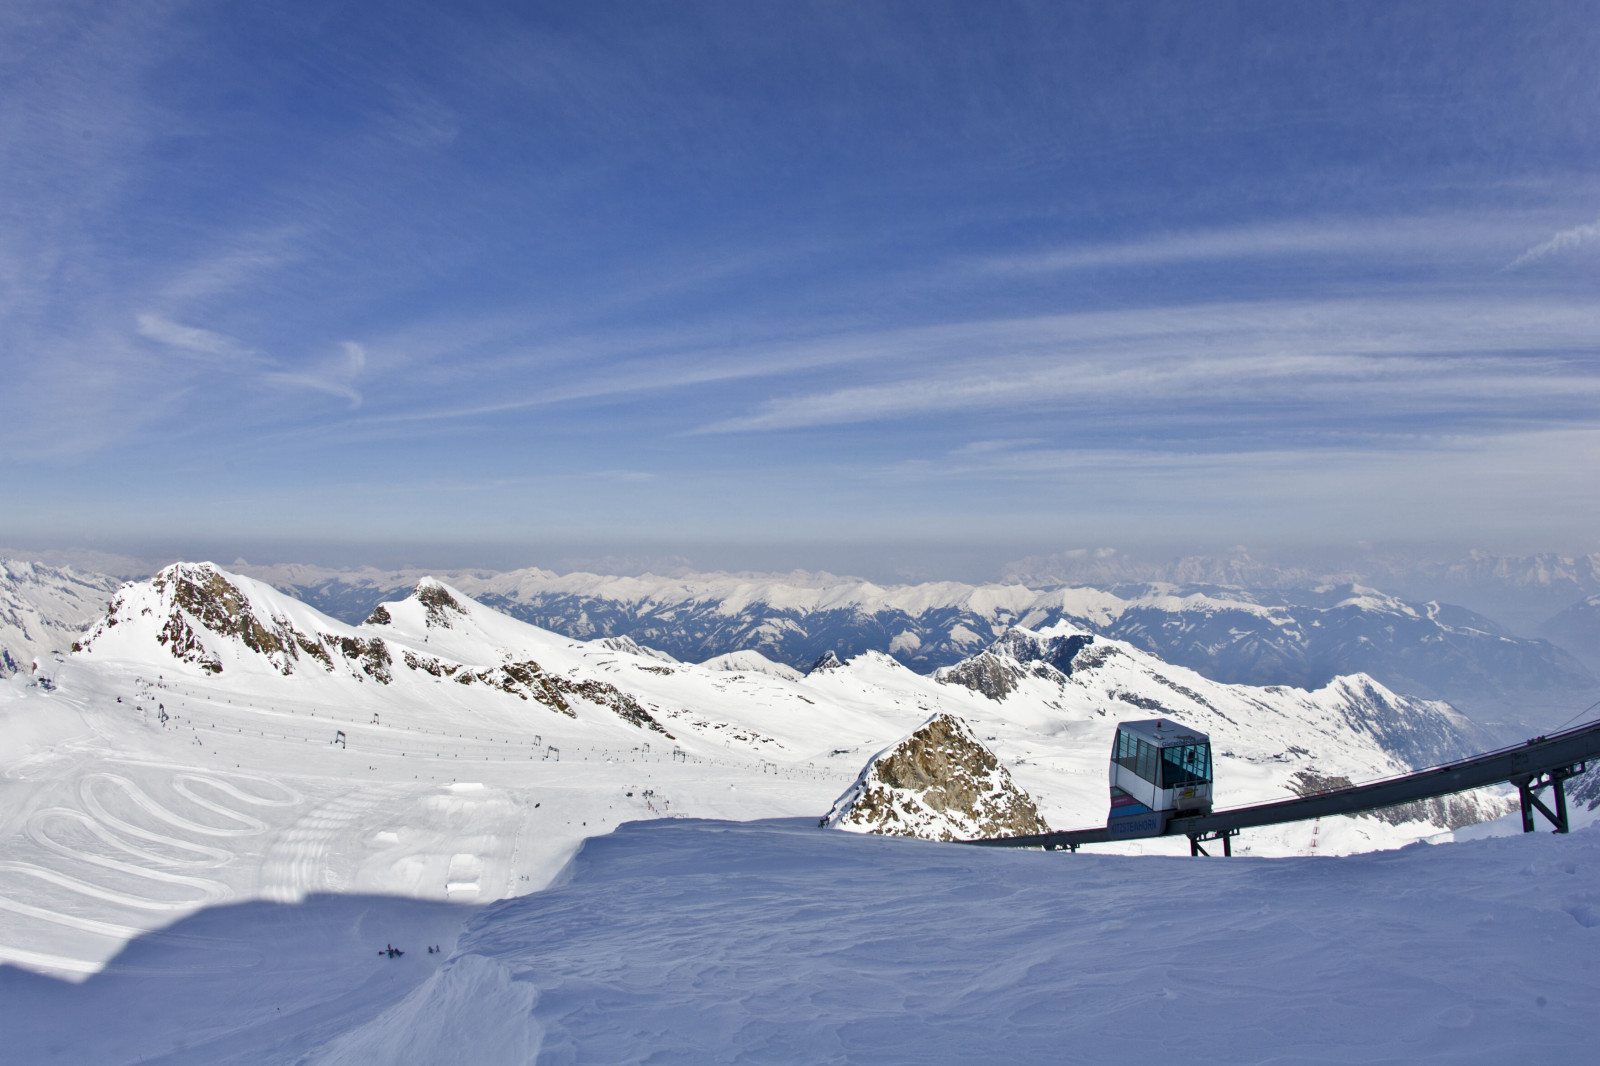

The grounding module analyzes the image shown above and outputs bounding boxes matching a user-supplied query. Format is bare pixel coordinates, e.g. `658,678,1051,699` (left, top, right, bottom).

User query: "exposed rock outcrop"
823,713,1049,841
414,580,466,628
935,628,1095,700
809,650,846,674
1288,767,1511,830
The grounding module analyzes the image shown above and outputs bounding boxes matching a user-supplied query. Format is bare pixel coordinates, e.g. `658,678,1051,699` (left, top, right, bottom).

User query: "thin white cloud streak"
136,316,366,407
262,373,363,408
1504,217,1600,271
263,341,367,408
135,313,253,360
696,296,1600,434
981,217,1542,274
349,292,1596,430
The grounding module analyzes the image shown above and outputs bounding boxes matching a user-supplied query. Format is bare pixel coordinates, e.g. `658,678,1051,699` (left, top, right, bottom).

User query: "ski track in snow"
260,789,384,901
0,763,308,974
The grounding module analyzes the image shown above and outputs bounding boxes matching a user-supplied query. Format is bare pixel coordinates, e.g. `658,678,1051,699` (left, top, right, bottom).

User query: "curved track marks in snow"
0,766,305,976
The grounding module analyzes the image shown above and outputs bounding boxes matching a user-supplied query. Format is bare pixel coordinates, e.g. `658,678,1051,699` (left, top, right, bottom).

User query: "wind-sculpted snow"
10,818,1600,1063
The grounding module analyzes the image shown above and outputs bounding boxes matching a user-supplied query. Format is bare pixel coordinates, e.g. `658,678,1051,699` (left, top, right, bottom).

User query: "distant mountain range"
5,554,1595,736
0,559,121,676
220,563,1594,732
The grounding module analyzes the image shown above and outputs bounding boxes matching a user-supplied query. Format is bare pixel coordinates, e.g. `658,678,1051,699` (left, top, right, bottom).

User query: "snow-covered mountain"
237,563,1593,728
1541,592,1600,672
931,624,1500,814
0,559,120,677
0,561,1514,981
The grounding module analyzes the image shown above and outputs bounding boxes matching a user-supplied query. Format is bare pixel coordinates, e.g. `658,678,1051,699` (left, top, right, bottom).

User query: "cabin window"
1114,730,1138,772
1136,738,1158,783
1115,732,1158,784
1160,743,1212,787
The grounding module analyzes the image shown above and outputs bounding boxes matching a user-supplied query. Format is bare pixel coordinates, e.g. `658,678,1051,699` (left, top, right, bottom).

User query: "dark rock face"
936,653,1027,700
809,650,846,674
936,631,1095,700
91,563,337,677
414,582,465,628
823,713,1049,841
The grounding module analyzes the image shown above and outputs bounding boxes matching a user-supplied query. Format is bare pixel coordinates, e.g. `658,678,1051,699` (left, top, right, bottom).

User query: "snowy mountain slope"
242,563,1593,726
699,648,805,680
932,624,1510,833
0,562,1512,981
6,817,1600,1065
1540,592,1600,671
0,559,120,677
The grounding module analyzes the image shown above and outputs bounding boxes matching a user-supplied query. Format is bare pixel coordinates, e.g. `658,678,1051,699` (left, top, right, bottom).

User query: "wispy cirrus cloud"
981,216,1539,275
135,313,256,361
136,316,367,408
696,295,1600,435
1504,217,1600,271
262,342,367,409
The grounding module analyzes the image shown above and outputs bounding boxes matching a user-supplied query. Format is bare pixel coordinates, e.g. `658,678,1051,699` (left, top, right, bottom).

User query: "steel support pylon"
1188,829,1236,856
1514,763,1585,834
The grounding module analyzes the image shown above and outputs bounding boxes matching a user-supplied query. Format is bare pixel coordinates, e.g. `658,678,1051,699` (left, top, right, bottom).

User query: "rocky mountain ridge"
224,564,1594,725
926,622,1508,828
74,563,673,736
823,712,1050,840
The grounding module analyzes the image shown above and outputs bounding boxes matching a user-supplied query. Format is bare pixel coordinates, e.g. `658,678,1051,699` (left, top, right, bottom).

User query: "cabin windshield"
1160,743,1211,788
1114,730,1212,788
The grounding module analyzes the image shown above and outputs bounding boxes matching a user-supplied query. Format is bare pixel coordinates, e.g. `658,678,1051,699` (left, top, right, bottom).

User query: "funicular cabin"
1107,719,1213,839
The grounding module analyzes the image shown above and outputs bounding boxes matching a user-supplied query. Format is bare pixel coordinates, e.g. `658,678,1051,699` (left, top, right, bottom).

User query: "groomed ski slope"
3,816,1598,1064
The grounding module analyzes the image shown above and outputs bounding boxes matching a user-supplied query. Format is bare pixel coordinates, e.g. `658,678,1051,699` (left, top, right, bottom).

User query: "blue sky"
4,1,1599,575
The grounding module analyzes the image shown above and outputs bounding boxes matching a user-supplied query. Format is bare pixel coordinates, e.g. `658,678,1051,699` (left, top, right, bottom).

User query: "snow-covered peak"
593,635,678,663
701,649,803,680
360,578,584,670
808,650,847,674
74,562,361,678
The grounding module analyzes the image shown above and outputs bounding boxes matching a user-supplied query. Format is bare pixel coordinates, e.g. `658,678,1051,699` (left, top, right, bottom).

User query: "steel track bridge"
963,719,1600,856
